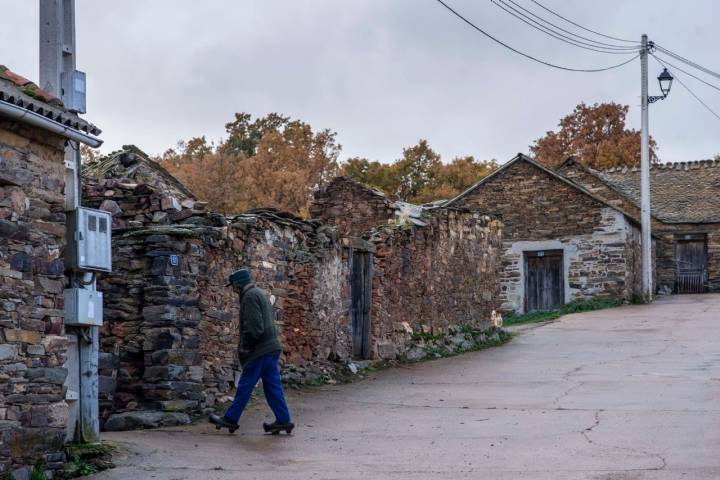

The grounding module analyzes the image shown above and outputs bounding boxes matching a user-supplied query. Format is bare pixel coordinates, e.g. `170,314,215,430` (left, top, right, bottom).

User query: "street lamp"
639,35,675,303
649,68,674,103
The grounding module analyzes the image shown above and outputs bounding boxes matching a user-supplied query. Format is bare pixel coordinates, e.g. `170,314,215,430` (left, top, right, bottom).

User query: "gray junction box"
64,288,103,327
66,207,112,272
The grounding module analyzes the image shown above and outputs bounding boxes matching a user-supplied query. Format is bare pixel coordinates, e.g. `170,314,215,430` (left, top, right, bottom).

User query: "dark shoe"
209,414,239,433
263,421,294,435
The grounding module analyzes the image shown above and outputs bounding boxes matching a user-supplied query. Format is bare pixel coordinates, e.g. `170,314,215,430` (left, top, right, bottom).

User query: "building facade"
0,66,101,476
558,157,720,295
444,154,643,313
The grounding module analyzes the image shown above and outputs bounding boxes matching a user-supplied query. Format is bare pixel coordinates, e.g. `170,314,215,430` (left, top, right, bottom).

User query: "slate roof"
0,64,101,136
444,153,643,224
575,160,720,224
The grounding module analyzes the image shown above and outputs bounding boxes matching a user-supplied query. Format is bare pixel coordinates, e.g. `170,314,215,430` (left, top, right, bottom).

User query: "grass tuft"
503,298,623,327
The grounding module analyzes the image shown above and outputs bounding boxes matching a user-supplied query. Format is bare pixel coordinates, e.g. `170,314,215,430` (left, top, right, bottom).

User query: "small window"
87,215,97,232
99,217,108,233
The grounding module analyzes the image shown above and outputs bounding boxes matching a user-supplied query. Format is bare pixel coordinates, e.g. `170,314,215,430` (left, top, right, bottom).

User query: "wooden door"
350,251,372,359
676,239,707,293
525,250,564,312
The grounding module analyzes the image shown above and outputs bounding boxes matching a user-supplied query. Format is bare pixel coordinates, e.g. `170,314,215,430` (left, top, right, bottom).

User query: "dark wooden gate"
675,236,707,293
524,250,564,313
350,251,372,359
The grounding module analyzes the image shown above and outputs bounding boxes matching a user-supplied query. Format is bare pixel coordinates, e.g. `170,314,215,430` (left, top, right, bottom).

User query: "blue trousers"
224,353,291,424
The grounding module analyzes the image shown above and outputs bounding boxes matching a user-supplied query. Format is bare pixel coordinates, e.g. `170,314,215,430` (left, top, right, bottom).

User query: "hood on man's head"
227,268,252,288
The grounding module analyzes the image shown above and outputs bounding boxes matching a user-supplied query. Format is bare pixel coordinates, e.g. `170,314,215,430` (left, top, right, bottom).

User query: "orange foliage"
531,102,657,169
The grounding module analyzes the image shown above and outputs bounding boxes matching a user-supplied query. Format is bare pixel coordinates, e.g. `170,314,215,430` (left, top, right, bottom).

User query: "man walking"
209,268,294,434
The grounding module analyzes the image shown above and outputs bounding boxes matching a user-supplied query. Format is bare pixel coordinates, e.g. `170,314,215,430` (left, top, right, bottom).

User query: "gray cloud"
2,0,718,163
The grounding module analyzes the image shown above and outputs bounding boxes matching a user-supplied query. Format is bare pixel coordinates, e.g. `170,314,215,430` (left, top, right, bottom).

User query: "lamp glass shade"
658,68,673,96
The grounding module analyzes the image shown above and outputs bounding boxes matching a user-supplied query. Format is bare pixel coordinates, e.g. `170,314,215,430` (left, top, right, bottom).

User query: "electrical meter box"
66,207,112,272
61,69,86,114
64,288,103,327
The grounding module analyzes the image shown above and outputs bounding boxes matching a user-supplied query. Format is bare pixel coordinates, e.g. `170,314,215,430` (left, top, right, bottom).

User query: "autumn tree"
531,102,657,169
158,113,340,216
159,137,244,214
342,140,496,204
430,155,498,201
343,157,400,195
80,144,101,164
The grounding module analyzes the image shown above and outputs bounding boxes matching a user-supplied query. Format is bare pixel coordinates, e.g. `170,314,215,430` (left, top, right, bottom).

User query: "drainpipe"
0,99,102,147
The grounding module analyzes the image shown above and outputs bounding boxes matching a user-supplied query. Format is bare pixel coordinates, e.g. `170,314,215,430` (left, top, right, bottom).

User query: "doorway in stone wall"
524,250,564,312
350,251,372,359
675,234,707,293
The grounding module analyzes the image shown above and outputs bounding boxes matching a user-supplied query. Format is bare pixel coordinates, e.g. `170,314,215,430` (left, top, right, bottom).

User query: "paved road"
93,295,720,479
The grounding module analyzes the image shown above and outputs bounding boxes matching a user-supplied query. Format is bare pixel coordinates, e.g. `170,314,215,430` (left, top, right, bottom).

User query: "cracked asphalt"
91,294,720,479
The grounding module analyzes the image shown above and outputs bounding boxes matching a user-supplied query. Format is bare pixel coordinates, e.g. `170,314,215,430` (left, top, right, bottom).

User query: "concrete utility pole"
40,0,100,444
640,34,653,302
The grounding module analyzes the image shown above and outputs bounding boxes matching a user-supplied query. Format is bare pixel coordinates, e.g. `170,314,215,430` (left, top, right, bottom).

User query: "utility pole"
640,34,653,302
40,0,101,444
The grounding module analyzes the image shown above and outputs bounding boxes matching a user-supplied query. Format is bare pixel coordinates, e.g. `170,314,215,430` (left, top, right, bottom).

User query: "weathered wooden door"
524,250,564,312
676,239,707,293
350,251,372,359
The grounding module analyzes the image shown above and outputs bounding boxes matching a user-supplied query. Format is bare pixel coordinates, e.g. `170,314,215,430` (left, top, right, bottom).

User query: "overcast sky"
2,1,718,164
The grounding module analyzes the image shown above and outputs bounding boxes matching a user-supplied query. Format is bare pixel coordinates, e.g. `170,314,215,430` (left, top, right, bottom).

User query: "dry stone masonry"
0,120,70,474
80,152,505,429
558,158,720,295
445,155,643,313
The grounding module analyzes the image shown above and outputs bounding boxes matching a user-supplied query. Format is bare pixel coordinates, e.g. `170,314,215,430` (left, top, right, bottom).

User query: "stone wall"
83,176,351,425
451,159,641,312
310,176,398,236
558,161,720,294
0,121,69,475
370,210,503,358
82,161,505,427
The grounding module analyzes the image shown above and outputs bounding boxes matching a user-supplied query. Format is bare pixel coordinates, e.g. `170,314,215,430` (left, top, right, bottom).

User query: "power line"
651,55,720,122
497,0,639,51
529,0,636,44
651,53,720,94
435,0,640,73
653,44,720,82
490,0,639,55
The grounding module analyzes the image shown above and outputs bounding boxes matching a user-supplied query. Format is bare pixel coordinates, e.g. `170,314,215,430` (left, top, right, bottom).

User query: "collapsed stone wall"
370,210,503,359
82,156,505,429
83,175,351,425
310,176,398,236
0,121,69,475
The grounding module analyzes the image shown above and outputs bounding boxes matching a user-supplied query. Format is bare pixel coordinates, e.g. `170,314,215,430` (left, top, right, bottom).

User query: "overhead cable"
652,53,720,94
435,0,640,73
490,0,639,54
654,44,720,82
496,0,639,51
652,55,720,122
529,0,636,44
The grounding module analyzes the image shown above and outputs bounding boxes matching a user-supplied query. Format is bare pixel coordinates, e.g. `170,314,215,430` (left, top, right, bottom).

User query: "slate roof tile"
590,160,720,224
0,64,100,136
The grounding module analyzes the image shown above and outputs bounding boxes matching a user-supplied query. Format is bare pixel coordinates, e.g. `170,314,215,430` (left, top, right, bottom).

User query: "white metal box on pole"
65,207,112,272
64,288,103,327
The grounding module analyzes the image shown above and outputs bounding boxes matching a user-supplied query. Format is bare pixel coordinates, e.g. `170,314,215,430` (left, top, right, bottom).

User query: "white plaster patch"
500,208,632,313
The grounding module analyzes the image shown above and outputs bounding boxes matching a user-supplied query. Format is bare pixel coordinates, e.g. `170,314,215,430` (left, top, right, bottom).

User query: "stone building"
558,157,720,294
443,154,643,313
81,151,504,430
0,66,101,475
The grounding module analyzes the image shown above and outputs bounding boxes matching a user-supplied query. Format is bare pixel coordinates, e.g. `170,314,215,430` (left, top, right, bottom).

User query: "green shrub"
504,298,623,327
29,464,47,480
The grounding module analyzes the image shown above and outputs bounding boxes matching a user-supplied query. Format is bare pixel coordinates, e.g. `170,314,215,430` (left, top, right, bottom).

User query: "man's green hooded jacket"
238,286,282,367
